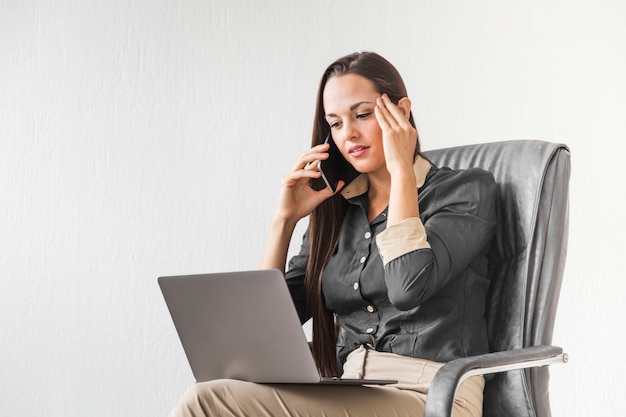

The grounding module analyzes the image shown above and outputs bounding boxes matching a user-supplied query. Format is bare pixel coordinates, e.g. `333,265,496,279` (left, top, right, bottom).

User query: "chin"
353,160,384,175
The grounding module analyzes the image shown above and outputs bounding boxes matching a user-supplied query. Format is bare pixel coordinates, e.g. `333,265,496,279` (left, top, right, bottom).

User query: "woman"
170,52,496,417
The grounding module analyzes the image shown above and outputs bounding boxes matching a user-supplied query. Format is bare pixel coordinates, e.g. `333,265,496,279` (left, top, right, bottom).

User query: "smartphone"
317,133,359,193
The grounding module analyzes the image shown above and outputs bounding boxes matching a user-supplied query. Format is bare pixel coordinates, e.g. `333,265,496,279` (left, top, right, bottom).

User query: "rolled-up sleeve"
376,217,430,266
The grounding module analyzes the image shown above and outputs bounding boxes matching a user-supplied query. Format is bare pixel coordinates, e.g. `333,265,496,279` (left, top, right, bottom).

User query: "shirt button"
353,282,359,290
366,328,374,334
367,305,375,313
364,232,371,239
360,256,367,264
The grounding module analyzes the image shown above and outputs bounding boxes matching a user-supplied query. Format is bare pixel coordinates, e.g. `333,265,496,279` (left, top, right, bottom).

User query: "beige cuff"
376,217,430,266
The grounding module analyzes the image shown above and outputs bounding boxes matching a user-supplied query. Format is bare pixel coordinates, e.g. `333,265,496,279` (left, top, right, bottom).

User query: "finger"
374,101,394,130
304,159,323,171
376,96,403,129
375,96,396,127
315,179,345,203
379,94,409,127
292,145,329,172
283,167,322,186
334,180,346,193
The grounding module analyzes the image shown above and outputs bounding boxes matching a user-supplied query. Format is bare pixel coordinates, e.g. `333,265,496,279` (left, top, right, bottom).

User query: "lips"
348,145,369,156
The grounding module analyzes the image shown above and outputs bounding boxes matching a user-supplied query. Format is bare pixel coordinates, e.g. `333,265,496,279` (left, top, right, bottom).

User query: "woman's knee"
170,380,224,417
172,379,262,417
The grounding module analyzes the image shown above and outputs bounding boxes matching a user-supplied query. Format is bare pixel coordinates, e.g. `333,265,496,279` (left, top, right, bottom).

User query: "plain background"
2,1,624,416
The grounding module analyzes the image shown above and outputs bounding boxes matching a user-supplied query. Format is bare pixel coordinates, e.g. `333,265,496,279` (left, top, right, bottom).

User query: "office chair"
423,140,570,417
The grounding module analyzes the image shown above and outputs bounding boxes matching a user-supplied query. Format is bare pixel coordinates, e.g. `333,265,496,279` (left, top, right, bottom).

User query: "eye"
329,120,342,129
356,112,372,120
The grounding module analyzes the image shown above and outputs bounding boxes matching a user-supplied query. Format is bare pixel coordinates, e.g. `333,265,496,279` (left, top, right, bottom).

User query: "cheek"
367,121,384,142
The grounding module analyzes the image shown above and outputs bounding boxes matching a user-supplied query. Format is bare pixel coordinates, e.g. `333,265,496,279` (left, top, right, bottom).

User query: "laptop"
158,269,396,385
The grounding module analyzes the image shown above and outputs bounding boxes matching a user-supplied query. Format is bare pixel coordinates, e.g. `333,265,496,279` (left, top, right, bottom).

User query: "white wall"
2,1,624,416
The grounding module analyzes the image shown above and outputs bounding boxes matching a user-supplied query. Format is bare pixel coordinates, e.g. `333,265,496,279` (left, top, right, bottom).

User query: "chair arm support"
423,345,568,417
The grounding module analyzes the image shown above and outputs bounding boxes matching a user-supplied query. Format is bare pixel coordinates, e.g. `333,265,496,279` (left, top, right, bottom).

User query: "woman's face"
322,74,386,175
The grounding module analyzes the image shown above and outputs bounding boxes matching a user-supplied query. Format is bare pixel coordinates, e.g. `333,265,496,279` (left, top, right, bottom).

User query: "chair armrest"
423,345,568,417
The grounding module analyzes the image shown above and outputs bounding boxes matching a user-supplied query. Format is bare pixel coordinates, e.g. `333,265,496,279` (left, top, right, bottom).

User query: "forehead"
323,74,379,114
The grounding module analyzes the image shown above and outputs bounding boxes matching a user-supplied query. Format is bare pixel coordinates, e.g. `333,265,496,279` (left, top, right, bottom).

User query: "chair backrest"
424,140,570,417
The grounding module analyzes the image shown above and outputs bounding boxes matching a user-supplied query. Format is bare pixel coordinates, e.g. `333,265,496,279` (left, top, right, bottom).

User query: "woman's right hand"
274,143,343,225
260,143,344,272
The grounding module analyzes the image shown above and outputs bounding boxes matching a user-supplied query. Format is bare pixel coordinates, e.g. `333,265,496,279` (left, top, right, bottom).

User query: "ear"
396,97,412,120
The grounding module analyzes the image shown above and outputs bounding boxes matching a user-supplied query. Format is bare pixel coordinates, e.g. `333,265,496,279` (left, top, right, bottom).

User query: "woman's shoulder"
422,165,496,215
427,165,496,191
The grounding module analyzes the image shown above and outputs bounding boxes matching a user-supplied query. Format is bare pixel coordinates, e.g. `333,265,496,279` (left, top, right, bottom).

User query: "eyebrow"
325,101,374,118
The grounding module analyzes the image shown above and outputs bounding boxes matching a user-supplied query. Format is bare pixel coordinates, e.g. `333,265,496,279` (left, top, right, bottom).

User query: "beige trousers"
168,347,484,417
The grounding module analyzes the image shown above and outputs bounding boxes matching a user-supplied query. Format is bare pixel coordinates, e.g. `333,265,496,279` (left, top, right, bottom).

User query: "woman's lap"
168,349,484,417
169,379,428,417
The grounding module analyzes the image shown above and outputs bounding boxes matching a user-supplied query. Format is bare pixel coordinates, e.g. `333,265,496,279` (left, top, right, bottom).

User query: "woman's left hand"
374,94,417,176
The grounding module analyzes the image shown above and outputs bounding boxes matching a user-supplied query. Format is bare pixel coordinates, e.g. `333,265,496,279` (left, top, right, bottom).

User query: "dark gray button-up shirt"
286,156,497,366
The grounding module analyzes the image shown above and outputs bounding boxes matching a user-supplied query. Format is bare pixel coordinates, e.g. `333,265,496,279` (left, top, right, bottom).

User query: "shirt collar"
340,155,432,200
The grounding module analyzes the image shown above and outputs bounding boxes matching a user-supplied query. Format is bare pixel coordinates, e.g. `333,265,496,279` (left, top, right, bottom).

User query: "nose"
340,119,358,143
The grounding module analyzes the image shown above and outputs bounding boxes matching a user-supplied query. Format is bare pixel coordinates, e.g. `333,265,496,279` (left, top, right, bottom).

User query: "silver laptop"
158,269,396,385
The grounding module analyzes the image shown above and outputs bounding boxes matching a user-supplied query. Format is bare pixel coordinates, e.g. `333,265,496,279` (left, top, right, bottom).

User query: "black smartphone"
317,133,359,193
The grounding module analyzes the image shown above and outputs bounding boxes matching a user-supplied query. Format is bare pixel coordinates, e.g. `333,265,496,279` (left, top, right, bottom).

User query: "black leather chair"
423,140,570,417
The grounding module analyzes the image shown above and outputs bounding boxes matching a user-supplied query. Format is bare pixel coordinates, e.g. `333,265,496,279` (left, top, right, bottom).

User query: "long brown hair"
306,52,423,376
